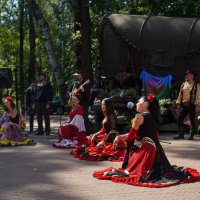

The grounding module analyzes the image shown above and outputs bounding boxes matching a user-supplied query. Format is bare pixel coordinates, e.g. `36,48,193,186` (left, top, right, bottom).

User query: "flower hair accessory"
147,94,155,102
5,96,13,101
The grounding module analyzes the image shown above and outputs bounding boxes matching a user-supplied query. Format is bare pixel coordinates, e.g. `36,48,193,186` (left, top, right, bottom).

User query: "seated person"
0,96,34,146
71,98,126,161
53,93,87,148
93,94,200,187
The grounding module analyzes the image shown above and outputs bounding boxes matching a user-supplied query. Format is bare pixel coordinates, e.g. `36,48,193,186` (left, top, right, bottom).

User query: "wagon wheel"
170,81,182,100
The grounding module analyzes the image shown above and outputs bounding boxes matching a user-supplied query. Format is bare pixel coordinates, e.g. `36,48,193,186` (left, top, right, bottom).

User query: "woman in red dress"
71,98,126,161
53,94,87,148
93,94,200,187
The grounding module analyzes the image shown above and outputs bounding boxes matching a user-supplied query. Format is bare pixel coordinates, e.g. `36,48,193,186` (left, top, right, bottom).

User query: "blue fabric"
140,71,172,99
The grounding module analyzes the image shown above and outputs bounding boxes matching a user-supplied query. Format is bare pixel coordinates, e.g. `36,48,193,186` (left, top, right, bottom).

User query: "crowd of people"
0,69,200,187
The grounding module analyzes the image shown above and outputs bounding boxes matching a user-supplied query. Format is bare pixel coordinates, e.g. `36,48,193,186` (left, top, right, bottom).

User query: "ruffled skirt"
93,137,200,187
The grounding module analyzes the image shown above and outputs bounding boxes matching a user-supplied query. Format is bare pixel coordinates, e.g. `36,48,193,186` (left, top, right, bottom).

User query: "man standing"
26,80,37,133
174,70,200,140
35,72,53,136
66,69,91,135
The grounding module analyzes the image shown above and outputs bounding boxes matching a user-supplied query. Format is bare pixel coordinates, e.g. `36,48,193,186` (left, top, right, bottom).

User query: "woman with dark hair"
53,93,87,148
0,96,34,146
71,98,126,161
93,94,200,187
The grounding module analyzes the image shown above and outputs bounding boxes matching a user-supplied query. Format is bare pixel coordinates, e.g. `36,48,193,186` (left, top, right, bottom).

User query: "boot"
174,132,184,139
188,134,194,140
188,129,195,140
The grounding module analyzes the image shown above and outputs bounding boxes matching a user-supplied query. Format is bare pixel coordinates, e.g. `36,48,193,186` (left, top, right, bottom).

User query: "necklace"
72,105,79,111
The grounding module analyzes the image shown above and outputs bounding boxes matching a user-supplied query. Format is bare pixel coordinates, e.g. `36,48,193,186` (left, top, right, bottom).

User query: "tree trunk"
73,0,92,80
29,0,66,96
19,0,25,109
74,0,82,70
28,0,36,84
80,0,92,80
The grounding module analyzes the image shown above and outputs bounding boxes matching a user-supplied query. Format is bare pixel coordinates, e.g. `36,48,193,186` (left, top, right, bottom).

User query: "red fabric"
69,105,84,120
58,125,76,141
55,105,87,148
71,127,126,162
57,125,87,146
125,128,137,143
126,142,155,173
76,131,88,146
93,141,200,188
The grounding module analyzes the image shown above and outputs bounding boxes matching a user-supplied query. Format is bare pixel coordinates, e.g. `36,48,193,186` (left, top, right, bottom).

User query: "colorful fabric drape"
140,71,172,99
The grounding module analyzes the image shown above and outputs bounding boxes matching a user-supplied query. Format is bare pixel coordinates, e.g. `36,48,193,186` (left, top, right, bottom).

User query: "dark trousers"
82,104,90,136
36,102,50,134
29,107,35,132
177,104,197,135
29,113,34,132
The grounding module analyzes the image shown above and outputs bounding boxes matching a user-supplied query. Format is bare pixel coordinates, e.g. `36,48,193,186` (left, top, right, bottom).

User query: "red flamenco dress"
71,114,126,161
93,113,200,187
53,105,87,148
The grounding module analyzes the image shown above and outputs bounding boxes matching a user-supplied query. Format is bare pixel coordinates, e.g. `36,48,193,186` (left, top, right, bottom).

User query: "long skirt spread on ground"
93,137,200,187
0,127,35,147
71,129,126,161
53,124,88,149
53,110,88,149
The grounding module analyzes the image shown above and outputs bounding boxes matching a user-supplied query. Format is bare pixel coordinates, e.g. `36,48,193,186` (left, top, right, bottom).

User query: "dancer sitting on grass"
53,93,87,148
71,98,126,161
93,94,200,187
0,96,34,146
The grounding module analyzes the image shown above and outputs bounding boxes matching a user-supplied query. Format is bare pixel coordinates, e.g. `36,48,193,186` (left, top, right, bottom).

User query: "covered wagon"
99,13,200,91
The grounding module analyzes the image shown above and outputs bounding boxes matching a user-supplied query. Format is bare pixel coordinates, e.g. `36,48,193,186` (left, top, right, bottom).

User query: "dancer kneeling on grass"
93,94,200,187
53,93,87,148
71,98,126,161
0,96,34,146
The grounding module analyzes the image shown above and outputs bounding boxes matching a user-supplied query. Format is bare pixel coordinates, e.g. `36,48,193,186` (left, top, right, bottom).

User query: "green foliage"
159,98,172,108
1,0,200,102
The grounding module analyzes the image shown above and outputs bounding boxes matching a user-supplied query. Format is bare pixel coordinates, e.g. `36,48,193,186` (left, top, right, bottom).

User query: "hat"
73,69,83,76
185,70,197,77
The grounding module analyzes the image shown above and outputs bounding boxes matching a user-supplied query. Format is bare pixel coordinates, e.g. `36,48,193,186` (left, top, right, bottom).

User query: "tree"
29,0,66,96
19,0,25,108
73,0,92,80
28,0,36,84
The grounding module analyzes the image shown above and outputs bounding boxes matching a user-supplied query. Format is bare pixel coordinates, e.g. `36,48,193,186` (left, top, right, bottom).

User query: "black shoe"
174,134,184,139
104,169,128,177
188,134,194,140
35,131,44,135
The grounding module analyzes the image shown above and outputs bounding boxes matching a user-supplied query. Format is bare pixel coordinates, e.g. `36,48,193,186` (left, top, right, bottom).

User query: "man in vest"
174,70,200,140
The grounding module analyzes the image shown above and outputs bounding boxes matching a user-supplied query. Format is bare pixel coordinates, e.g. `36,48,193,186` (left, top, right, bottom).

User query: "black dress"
93,113,200,187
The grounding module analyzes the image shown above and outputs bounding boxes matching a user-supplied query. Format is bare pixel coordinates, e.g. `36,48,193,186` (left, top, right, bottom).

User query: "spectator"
35,72,53,136
26,80,37,133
